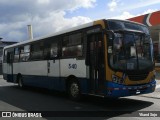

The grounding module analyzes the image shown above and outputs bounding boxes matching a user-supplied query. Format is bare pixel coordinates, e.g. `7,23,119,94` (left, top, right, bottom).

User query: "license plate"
136,90,140,94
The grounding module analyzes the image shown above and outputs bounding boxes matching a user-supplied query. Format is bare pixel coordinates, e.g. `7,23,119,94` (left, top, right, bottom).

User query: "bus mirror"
109,34,113,40
105,30,115,46
107,31,115,40
108,46,113,54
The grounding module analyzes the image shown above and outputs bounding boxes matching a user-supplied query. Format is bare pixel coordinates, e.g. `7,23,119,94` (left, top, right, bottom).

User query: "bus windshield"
107,20,150,35
107,20,154,71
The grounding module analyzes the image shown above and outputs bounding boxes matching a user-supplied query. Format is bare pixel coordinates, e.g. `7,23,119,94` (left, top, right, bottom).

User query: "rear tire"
68,80,81,101
18,76,24,88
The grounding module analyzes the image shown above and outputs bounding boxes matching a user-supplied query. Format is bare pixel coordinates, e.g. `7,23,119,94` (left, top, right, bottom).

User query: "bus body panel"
48,60,60,77
13,61,48,76
3,58,88,92
2,19,156,98
60,59,86,78
3,63,13,82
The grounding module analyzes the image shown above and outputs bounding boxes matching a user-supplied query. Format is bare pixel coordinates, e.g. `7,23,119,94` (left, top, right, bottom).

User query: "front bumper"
104,80,156,97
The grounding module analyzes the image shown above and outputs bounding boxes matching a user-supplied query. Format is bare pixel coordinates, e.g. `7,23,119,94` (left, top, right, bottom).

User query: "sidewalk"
138,72,160,98
156,72,160,79
156,72,160,86
139,88,160,99
0,75,3,79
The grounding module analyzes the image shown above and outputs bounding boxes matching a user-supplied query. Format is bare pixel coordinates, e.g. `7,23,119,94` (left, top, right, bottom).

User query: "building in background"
0,40,17,74
128,10,160,61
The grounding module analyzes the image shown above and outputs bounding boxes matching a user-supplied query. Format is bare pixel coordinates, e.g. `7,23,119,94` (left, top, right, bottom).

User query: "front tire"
68,80,81,101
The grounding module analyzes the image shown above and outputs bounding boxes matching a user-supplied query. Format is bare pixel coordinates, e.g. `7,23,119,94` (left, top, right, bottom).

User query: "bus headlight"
112,75,124,84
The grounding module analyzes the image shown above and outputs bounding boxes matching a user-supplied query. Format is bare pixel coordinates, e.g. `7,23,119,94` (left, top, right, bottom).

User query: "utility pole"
27,25,33,40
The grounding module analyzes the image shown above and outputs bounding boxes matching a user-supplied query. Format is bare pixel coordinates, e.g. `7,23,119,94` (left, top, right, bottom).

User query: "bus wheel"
68,80,81,101
18,76,24,88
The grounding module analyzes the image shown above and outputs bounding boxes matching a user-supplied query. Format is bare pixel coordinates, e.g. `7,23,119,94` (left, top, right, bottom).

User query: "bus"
2,19,156,100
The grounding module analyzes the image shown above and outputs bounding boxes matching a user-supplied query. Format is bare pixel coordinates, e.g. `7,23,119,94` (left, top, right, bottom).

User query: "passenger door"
86,33,105,93
47,40,60,90
6,50,14,82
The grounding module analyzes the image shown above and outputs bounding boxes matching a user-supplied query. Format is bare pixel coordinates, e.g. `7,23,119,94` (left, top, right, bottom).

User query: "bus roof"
4,21,94,49
4,19,147,49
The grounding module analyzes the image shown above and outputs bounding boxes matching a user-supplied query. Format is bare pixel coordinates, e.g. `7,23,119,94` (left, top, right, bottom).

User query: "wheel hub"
70,83,79,97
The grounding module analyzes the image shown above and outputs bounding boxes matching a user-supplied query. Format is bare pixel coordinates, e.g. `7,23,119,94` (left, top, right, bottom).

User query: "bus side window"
50,43,58,59
0,49,2,63
3,50,8,63
24,45,30,61
14,48,20,62
30,42,44,61
43,37,60,60
7,52,11,63
62,33,83,58
7,51,14,63
44,46,50,60
19,47,25,62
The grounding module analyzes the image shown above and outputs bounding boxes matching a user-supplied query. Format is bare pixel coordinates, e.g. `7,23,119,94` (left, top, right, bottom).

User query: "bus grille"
128,73,148,81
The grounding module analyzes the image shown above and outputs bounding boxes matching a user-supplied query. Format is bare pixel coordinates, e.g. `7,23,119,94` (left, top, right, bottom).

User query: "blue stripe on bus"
3,74,156,97
4,74,89,93
22,75,63,91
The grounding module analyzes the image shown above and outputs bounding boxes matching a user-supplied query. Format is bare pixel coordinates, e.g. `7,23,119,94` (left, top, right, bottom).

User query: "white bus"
3,19,156,100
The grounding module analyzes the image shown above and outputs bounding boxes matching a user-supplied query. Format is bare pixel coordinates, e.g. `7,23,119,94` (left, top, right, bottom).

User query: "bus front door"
87,33,104,94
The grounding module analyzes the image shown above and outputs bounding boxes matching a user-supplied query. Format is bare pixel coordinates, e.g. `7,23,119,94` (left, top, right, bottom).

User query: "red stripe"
128,10,160,26
128,15,145,24
149,11,160,26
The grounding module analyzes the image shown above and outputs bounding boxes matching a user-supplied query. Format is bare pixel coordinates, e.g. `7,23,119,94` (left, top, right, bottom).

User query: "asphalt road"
0,75,160,120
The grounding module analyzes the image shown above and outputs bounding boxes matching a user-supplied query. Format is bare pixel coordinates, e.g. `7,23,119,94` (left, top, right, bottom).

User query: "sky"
0,0,160,42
